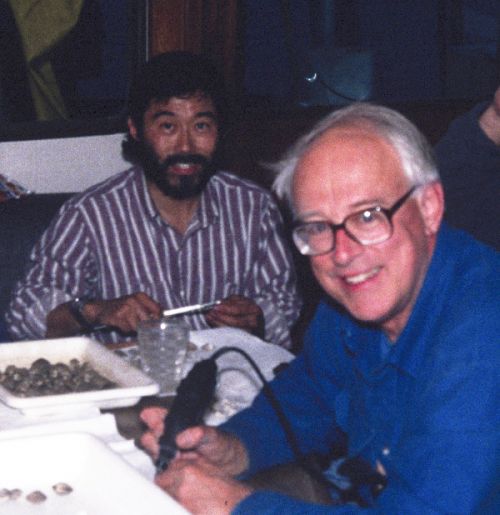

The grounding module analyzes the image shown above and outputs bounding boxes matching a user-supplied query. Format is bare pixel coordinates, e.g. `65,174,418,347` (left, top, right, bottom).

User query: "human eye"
297,221,329,236
293,221,333,255
347,208,388,240
360,209,378,224
195,119,215,132
158,121,175,133
351,208,384,225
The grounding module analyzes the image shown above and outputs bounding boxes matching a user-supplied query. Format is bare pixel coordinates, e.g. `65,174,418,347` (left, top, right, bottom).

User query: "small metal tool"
162,300,222,318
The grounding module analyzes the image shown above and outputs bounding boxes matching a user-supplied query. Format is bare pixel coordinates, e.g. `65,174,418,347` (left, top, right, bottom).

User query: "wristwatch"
68,297,95,331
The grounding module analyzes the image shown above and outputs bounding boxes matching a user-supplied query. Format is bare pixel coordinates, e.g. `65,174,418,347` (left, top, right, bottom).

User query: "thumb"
176,425,209,450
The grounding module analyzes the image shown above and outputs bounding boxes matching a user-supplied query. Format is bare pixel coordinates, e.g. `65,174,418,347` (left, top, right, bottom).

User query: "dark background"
0,0,498,126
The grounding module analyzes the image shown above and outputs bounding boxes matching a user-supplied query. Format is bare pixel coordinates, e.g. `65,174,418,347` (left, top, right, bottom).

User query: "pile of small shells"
0,358,117,397
0,482,73,504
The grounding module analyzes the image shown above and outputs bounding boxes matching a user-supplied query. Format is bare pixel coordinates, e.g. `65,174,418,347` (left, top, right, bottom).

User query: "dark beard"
125,137,216,199
145,152,215,199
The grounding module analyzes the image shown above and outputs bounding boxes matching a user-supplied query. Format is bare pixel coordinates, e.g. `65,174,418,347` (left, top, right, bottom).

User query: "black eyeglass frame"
293,186,418,256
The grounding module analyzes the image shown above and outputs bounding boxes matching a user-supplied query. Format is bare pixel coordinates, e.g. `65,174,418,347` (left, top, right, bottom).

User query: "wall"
0,101,469,195
0,133,129,193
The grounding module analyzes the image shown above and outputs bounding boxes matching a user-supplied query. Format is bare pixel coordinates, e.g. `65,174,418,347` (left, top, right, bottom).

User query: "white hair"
272,102,439,209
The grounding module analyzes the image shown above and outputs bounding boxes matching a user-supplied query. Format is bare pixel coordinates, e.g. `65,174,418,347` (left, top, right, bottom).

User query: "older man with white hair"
141,103,499,514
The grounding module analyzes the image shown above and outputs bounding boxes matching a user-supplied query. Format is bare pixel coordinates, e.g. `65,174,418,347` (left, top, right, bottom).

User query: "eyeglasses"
293,186,417,256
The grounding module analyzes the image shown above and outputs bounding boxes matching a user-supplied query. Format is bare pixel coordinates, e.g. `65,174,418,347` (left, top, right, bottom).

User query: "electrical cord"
304,71,364,102
210,347,351,499
157,345,386,505
211,346,307,467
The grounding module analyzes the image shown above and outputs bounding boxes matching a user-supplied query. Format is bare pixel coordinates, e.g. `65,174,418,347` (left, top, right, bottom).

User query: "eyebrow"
295,199,386,222
350,197,386,209
151,110,217,121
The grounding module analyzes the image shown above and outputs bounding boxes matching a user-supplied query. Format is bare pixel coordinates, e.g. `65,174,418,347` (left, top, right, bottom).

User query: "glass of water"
137,318,190,396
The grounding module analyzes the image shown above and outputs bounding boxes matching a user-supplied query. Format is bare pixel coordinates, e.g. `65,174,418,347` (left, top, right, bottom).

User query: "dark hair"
127,51,227,129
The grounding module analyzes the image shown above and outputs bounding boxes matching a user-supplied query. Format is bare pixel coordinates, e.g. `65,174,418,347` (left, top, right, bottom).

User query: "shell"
26,490,47,503
0,358,116,397
8,488,23,500
52,482,73,495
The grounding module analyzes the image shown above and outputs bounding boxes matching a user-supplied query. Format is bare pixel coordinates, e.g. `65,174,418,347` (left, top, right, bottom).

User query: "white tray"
0,432,187,514
0,337,159,415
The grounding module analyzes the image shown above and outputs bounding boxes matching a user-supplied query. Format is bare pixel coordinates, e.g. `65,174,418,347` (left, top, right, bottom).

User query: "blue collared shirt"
223,224,500,514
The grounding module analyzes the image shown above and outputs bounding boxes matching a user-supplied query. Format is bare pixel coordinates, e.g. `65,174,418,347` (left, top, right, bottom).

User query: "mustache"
159,153,210,171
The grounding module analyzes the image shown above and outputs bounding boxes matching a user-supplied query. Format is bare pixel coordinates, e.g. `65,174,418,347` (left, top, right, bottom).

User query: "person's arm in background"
434,86,500,250
6,205,94,340
45,292,162,338
478,86,500,145
6,203,162,340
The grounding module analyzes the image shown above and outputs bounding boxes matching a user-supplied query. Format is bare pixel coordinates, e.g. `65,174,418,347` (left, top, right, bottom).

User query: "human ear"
127,117,139,141
417,181,444,235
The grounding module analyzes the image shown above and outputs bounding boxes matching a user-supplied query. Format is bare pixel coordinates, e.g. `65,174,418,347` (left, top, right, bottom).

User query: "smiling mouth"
343,267,381,285
168,163,200,175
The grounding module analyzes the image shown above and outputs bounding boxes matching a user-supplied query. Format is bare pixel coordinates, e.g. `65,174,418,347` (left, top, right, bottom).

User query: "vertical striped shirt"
6,167,302,347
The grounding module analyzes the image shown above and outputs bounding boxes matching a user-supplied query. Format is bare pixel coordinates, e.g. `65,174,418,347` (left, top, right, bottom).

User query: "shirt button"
382,447,390,456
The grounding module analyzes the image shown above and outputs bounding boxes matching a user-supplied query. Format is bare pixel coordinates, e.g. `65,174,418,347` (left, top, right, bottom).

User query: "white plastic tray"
0,432,188,514
0,337,159,415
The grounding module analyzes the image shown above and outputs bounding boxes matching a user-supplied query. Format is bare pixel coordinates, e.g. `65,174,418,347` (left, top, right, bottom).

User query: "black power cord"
156,346,386,505
304,71,363,103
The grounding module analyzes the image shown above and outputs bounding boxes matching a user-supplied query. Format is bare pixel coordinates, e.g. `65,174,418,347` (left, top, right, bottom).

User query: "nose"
331,228,363,265
175,127,195,153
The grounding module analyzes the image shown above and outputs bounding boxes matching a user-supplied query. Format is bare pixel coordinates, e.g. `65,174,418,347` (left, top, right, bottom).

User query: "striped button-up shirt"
6,168,302,347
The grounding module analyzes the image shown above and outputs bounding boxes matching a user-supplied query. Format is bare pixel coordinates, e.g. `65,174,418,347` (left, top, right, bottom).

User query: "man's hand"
83,292,161,333
140,407,252,514
204,295,265,338
479,86,500,145
45,292,161,338
156,457,253,515
140,407,249,476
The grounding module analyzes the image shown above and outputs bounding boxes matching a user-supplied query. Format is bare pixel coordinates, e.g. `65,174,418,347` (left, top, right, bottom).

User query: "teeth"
176,163,192,168
344,267,380,285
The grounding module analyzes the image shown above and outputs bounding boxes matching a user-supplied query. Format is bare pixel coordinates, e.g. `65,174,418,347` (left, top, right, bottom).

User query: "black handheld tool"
155,358,218,473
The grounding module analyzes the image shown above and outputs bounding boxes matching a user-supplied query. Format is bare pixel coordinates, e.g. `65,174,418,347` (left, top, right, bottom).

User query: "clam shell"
26,490,47,503
52,482,73,495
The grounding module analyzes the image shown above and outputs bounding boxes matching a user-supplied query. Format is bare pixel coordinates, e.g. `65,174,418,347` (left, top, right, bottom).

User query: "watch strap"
68,297,94,331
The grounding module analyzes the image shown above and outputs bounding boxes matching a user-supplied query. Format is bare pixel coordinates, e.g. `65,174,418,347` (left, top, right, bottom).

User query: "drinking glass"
137,318,190,396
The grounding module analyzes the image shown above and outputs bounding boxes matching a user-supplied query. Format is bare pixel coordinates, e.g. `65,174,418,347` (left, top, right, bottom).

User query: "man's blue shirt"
223,224,499,514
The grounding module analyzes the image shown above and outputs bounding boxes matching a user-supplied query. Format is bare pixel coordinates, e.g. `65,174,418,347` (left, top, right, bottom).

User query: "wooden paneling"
148,0,241,95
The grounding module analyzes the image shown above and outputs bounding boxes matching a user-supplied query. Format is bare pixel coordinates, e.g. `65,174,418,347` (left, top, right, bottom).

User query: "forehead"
145,93,217,119
293,126,408,211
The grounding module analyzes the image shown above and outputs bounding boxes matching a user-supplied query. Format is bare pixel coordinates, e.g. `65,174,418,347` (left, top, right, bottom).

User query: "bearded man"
6,52,301,347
